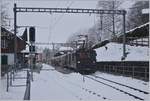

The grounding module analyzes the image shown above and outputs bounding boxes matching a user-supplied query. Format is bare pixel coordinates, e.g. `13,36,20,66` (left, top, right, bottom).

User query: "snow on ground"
95,42,149,61
92,72,149,100
0,71,27,100
0,64,149,100
94,71,149,91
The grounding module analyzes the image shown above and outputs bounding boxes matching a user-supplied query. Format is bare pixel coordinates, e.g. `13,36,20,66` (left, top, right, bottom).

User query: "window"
1,55,8,65
1,39,8,48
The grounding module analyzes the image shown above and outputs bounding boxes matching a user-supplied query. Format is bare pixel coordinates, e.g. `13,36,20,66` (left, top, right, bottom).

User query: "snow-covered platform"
0,64,149,100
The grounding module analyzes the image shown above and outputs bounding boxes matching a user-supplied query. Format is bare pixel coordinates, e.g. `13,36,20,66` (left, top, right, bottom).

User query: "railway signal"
29,27,35,42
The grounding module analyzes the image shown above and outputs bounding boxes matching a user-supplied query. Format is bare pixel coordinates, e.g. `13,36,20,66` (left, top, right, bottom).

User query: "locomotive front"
76,49,97,72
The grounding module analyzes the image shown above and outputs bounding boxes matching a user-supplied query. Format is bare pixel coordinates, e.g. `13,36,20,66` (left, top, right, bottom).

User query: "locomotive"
50,48,97,73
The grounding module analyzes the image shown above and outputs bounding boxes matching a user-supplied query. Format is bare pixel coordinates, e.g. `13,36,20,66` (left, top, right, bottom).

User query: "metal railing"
24,70,31,100
5,66,31,100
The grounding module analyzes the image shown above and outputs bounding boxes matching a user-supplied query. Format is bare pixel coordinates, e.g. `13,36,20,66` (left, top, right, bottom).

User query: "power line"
47,1,74,43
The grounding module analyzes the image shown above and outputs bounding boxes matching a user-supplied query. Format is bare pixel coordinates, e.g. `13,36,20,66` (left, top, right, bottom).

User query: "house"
1,27,26,76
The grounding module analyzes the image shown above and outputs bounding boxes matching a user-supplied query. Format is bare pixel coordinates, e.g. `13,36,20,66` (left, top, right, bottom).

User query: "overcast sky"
3,0,98,42
2,0,135,49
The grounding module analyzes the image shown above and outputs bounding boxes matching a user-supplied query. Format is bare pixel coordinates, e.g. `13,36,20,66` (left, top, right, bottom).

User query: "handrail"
24,70,31,100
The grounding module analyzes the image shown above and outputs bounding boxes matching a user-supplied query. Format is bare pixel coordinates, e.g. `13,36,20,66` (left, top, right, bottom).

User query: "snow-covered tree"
1,3,10,28
126,1,149,30
96,0,124,40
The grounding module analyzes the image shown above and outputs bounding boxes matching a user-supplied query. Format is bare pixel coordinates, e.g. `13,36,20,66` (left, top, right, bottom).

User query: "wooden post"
115,66,117,74
132,66,134,78
122,66,124,75
144,67,147,81
141,38,143,46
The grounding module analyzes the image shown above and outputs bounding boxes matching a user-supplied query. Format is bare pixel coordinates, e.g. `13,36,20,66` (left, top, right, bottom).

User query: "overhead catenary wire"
47,1,74,43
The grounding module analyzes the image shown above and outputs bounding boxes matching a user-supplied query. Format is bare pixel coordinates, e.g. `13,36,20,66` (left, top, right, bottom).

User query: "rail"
85,75,145,100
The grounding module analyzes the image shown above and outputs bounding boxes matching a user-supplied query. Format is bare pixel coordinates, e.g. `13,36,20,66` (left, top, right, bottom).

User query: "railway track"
91,75,149,94
84,75,147,100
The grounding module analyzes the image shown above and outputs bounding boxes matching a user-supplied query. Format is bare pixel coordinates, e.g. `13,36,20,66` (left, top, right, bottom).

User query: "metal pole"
14,3,17,72
123,11,126,60
112,1,115,36
6,72,9,92
10,71,12,86
30,43,33,81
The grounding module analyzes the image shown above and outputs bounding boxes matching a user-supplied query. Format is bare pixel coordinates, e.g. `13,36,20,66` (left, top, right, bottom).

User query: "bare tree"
66,1,125,48
1,3,9,28
96,0,123,40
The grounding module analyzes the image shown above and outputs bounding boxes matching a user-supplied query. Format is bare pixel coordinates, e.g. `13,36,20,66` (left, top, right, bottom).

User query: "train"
50,48,97,74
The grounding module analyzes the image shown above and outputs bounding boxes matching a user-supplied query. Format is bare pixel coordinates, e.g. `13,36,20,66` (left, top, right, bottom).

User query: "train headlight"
77,61,80,64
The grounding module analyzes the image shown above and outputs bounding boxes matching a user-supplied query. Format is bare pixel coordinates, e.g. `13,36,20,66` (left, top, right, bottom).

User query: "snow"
21,48,29,53
95,42,149,61
93,72,149,100
0,71,27,100
142,9,149,14
59,47,73,51
1,64,149,100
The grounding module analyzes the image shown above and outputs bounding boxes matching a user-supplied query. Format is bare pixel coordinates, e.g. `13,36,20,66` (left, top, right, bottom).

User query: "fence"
97,61,149,81
127,37,149,47
5,67,31,100
111,36,149,47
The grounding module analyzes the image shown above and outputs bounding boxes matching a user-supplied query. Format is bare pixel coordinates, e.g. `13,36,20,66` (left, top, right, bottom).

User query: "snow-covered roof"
126,22,149,34
92,40,110,49
59,47,73,51
116,22,149,43
142,9,149,14
78,37,86,40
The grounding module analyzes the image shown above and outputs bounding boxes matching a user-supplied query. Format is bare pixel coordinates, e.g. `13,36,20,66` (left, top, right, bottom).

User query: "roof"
1,27,26,42
92,40,110,49
126,22,149,37
1,27,27,53
113,22,149,43
92,22,149,49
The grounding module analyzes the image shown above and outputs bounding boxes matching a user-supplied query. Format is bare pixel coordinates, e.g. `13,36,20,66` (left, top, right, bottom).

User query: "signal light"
29,27,35,42
29,45,35,52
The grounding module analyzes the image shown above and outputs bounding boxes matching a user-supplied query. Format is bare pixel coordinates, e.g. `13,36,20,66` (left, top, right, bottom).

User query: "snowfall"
0,42,149,101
